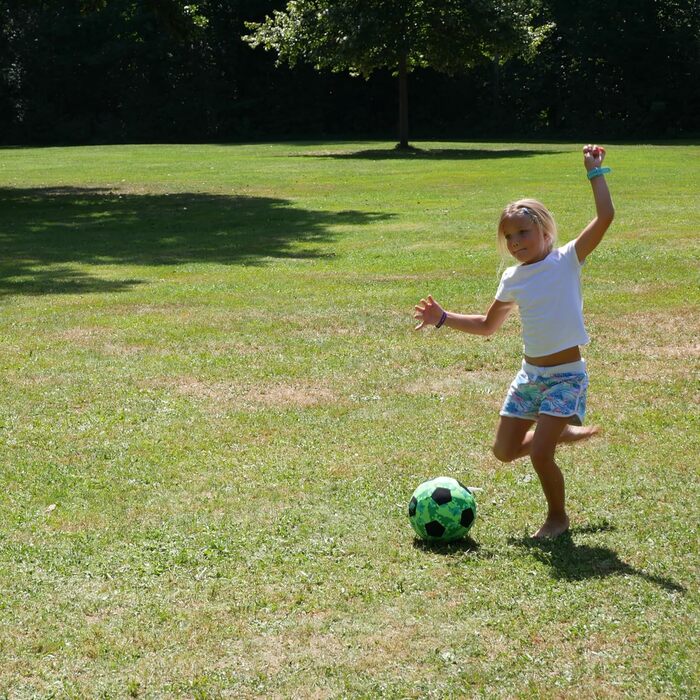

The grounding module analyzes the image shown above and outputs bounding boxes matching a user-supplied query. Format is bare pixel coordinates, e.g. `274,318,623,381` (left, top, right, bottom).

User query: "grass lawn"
0,141,698,698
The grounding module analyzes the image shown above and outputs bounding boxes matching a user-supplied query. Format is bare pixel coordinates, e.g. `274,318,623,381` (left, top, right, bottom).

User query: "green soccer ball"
408,476,477,542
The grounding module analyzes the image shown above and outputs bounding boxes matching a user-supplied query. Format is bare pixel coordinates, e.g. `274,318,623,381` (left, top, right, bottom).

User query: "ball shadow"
412,535,484,555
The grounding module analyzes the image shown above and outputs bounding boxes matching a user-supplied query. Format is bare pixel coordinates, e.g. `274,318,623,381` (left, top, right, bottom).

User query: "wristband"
435,311,447,328
587,166,611,180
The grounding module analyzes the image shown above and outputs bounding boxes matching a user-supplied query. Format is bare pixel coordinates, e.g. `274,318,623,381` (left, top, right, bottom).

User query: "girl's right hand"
414,295,444,330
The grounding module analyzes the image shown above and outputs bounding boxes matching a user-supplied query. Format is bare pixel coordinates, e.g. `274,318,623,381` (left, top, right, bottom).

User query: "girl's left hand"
583,144,606,171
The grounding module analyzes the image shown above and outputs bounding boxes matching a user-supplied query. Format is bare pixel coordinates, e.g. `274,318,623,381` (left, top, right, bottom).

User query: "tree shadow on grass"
509,523,686,593
301,146,566,161
0,186,394,298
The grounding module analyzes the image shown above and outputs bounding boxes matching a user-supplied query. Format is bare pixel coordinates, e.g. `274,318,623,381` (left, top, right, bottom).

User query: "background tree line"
0,0,697,146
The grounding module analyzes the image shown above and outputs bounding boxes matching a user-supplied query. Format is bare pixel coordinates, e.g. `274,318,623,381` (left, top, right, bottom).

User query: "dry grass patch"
253,382,338,409
197,339,279,357
158,375,341,411
55,326,148,356
58,326,109,343
55,326,274,359
596,310,699,352
404,368,508,398
242,626,347,679
593,310,700,382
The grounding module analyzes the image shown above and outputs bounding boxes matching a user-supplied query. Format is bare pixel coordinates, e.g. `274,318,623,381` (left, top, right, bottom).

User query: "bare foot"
559,424,600,444
531,514,570,539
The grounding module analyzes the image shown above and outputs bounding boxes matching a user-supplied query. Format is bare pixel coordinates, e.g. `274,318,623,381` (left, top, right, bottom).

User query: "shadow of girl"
509,526,686,593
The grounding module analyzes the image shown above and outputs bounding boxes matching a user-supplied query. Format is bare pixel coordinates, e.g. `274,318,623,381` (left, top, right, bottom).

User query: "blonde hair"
497,199,558,256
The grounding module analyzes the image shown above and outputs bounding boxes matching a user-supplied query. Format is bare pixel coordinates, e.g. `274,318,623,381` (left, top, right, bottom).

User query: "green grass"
0,141,698,698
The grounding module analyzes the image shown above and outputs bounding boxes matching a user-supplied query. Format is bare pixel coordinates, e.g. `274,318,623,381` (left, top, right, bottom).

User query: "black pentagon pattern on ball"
431,487,452,505
456,479,472,495
425,520,446,537
408,497,417,517
460,507,475,528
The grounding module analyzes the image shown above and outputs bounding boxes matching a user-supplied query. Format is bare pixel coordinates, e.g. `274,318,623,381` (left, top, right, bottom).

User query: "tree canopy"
0,0,697,145
243,0,551,147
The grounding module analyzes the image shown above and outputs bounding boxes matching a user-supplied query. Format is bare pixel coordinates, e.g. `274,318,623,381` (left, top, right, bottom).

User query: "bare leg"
492,416,535,463
559,423,600,442
493,416,599,462
529,415,571,539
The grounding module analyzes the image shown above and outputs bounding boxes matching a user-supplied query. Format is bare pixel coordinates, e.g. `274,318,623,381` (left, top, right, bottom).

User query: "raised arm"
575,145,615,264
414,295,514,336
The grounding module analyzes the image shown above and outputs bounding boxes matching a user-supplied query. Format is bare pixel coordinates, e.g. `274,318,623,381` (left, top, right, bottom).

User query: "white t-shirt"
495,239,589,357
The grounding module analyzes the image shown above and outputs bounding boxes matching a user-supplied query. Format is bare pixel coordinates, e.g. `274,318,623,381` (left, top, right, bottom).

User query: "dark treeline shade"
0,0,697,146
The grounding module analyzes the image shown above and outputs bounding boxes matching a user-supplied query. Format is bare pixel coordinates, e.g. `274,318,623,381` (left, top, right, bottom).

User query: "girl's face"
501,212,550,265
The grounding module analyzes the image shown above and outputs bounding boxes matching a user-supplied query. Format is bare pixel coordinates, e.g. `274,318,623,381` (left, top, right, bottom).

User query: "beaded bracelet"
436,311,447,328
587,166,611,180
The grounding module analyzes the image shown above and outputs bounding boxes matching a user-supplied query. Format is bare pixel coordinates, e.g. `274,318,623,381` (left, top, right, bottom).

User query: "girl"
414,145,614,538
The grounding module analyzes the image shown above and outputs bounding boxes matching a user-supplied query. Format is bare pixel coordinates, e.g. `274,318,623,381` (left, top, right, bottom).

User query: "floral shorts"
500,360,589,426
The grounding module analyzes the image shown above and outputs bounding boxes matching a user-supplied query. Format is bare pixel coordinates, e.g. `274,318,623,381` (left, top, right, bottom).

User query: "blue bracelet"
436,311,447,328
587,166,611,180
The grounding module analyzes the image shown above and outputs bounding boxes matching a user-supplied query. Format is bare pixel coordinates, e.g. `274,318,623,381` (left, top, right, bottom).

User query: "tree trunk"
492,54,501,130
397,51,409,149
